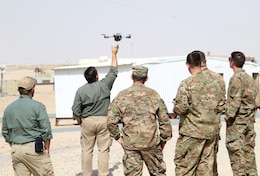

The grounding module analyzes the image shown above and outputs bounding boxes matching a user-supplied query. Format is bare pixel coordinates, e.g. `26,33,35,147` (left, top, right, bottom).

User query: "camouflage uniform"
174,71,225,176
107,66,172,176
202,68,226,176
225,69,258,176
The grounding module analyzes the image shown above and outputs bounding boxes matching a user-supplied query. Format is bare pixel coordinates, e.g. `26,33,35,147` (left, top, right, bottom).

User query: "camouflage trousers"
226,123,258,176
174,135,216,176
123,144,166,176
214,123,222,176
213,134,220,176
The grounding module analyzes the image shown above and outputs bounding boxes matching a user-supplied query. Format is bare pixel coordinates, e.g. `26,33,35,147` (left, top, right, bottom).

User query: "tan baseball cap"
132,65,148,77
18,76,37,90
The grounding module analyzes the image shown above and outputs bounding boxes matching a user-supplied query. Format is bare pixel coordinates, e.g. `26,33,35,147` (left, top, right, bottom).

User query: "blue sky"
0,0,260,64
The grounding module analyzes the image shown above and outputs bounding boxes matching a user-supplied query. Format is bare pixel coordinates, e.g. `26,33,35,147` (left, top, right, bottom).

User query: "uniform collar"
20,94,32,99
234,69,245,74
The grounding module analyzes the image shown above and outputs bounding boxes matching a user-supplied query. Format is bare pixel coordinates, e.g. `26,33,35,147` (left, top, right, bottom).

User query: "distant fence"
1,80,18,96
0,79,54,96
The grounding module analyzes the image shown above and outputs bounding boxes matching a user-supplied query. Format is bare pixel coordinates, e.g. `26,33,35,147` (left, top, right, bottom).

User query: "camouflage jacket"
202,68,226,119
225,69,258,124
174,71,225,139
107,84,172,150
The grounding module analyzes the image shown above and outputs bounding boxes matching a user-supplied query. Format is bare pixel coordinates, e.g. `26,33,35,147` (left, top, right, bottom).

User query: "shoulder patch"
41,104,46,110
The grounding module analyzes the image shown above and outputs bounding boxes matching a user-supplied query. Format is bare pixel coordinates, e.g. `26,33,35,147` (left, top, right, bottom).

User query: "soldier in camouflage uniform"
195,50,226,176
107,65,172,176
225,51,258,176
173,51,225,176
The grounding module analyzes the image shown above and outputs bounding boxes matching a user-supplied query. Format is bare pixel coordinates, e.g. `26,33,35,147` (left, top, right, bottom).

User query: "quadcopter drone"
101,33,131,42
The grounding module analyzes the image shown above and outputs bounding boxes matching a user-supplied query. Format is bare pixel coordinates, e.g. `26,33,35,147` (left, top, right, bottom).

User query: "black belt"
13,141,34,145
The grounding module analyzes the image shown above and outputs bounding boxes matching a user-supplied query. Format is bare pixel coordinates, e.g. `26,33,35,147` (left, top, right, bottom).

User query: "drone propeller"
126,34,131,39
101,33,131,41
101,34,110,39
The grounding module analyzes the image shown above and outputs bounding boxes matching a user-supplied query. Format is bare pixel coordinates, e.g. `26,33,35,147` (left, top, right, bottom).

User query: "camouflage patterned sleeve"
174,81,189,115
157,98,172,142
220,77,226,96
217,97,226,114
225,76,242,121
217,77,226,113
107,98,121,140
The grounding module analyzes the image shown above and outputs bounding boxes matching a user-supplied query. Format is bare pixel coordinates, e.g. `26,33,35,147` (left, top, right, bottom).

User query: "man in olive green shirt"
2,76,54,176
72,46,119,176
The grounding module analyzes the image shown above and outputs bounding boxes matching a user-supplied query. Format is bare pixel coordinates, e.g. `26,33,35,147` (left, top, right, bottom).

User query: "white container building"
53,56,260,120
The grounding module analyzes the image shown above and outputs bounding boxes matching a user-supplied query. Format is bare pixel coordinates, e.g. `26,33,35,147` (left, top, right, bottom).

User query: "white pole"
0,70,3,97
0,65,5,97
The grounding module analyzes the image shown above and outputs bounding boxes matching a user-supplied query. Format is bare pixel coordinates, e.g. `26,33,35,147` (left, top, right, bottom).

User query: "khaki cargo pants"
80,116,112,176
11,142,54,176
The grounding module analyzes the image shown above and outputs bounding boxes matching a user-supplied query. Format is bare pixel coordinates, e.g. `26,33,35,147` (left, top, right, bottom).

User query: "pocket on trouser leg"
123,151,143,176
174,136,190,169
109,137,113,148
143,146,166,176
11,147,18,161
41,156,55,176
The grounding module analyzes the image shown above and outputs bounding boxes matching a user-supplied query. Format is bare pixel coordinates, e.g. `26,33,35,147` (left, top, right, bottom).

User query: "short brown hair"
186,52,201,67
230,51,245,68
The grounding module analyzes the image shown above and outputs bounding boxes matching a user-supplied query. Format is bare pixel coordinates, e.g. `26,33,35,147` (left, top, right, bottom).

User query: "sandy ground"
0,68,260,175
1,119,260,176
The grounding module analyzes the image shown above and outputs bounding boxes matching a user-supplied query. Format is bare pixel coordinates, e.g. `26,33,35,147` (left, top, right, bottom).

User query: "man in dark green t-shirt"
2,76,54,176
72,45,119,176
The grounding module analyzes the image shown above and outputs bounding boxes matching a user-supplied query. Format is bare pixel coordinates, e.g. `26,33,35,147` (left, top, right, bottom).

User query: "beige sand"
0,68,259,175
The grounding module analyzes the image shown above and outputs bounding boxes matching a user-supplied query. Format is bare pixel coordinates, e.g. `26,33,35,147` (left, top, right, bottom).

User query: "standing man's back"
225,51,258,176
72,46,119,176
173,51,225,176
2,76,54,176
195,50,226,176
107,65,172,176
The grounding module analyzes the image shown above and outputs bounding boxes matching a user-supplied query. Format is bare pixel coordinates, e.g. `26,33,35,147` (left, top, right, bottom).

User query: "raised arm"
111,45,119,68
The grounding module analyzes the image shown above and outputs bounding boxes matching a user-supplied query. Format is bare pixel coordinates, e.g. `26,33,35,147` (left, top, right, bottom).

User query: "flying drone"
101,33,131,42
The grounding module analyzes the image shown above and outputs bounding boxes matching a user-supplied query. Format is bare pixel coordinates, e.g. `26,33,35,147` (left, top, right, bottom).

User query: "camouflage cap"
132,65,148,77
18,76,37,90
